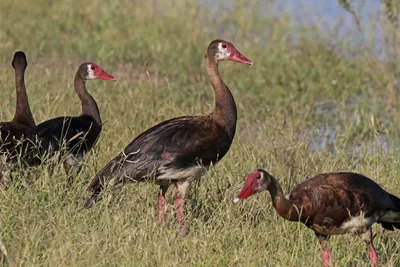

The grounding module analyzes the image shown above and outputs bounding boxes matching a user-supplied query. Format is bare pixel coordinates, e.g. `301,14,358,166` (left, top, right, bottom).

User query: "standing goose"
234,169,400,267
85,39,253,234
36,62,116,184
0,51,35,159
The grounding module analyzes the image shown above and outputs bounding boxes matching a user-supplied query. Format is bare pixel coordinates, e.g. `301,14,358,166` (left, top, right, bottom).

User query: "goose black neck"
12,67,35,126
74,73,101,126
205,55,237,138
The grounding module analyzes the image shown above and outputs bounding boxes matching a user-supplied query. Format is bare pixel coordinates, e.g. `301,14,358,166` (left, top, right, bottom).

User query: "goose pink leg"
175,196,185,234
174,181,190,235
363,228,378,267
369,244,378,267
157,185,168,225
157,195,167,225
322,249,331,267
316,234,331,267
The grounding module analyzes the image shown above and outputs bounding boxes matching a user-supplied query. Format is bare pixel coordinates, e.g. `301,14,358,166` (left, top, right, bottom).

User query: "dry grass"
1,0,400,266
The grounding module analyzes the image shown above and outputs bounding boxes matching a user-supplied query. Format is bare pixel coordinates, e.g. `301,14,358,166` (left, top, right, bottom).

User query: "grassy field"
1,0,400,266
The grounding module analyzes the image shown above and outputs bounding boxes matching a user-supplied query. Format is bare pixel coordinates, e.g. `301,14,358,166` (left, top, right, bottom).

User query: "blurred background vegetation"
0,0,400,266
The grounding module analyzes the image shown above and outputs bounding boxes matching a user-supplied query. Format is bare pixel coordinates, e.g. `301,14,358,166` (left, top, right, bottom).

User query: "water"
205,0,382,31
201,0,389,58
271,1,394,154
275,0,381,27
201,0,396,155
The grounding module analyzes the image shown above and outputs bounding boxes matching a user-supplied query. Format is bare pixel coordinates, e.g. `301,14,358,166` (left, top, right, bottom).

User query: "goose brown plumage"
35,62,116,184
234,169,400,267
85,39,253,234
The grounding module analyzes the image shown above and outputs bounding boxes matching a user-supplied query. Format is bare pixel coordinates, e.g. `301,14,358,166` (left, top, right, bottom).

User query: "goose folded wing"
36,116,100,154
106,116,232,180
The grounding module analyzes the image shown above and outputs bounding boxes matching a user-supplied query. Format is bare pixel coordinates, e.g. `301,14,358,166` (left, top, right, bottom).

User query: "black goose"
0,52,35,184
85,40,253,234
36,62,116,184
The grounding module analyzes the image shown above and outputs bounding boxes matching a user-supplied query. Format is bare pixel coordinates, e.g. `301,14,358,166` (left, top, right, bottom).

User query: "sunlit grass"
0,0,400,266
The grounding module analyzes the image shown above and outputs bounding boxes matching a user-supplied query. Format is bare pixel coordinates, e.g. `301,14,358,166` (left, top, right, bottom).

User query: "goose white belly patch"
157,165,207,182
313,214,376,235
340,215,375,233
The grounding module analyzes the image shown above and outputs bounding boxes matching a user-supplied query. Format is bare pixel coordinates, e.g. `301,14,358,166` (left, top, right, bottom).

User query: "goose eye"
91,66,95,70
222,44,227,49
256,175,261,179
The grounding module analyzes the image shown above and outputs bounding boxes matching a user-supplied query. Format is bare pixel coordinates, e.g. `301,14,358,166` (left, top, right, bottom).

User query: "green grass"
1,0,400,266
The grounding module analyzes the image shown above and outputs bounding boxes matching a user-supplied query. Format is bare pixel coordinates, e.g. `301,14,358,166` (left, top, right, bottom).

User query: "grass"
1,0,400,266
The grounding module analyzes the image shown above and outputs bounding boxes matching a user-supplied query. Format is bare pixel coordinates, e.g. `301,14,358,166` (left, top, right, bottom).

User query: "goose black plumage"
35,62,116,184
85,40,253,234
0,52,35,184
0,51,35,157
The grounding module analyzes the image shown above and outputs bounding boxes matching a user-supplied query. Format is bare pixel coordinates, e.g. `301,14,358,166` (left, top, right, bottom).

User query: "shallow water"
200,0,386,58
